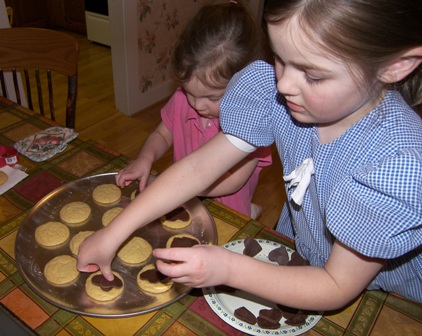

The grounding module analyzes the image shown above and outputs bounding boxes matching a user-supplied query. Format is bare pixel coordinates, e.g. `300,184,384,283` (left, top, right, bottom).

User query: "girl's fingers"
153,247,189,263
155,257,187,278
77,263,99,273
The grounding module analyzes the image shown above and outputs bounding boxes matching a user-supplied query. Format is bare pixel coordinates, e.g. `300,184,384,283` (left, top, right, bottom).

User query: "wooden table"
0,96,421,335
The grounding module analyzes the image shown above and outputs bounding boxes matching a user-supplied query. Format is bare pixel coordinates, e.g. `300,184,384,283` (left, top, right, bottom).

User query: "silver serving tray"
15,173,217,317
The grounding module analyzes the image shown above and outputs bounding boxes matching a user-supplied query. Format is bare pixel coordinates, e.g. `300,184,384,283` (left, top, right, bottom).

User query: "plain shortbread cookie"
92,184,121,205
102,207,123,226
117,236,152,265
35,221,70,247
59,201,91,225
85,271,124,302
44,255,79,285
69,231,94,256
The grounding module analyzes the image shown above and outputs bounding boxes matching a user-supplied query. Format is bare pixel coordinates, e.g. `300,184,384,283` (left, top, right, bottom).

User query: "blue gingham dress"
220,61,422,303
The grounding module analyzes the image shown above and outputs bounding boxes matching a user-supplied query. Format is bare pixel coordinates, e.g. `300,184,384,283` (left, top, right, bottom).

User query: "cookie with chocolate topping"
137,264,173,294
85,271,124,302
160,206,192,229
166,233,200,248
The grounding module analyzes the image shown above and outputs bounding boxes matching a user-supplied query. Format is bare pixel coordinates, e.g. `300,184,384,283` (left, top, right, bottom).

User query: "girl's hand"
76,227,119,280
116,159,152,191
153,245,232,288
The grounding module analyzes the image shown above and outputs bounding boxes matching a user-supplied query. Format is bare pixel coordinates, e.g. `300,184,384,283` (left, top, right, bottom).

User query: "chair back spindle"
0,28,79,129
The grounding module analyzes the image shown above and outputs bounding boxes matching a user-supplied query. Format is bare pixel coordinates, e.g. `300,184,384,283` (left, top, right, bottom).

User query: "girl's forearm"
199,158,258,197
225,252,347,310
136,130,171,164
225,242,384,311
107,133,249,249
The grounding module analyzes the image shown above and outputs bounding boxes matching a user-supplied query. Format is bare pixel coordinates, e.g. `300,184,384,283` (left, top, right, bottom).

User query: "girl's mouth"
286,101,302,112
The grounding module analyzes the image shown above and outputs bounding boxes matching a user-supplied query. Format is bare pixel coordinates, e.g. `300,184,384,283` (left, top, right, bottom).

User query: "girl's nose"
276,68,299,96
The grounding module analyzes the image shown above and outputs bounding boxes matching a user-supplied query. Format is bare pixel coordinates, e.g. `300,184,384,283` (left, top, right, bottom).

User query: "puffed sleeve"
327,148,422,259
220,61,286,147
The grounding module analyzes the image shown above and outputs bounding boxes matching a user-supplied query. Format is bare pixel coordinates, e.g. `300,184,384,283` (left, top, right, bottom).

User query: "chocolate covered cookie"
137,264,173,294
86,271,124,302
166,233,200,248
160,206,192,229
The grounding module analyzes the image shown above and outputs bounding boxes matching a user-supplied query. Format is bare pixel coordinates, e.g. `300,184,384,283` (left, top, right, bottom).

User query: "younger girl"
78,0,422,309
116,2,272,218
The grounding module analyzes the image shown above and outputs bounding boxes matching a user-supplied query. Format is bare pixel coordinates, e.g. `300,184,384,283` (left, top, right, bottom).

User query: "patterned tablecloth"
0,96,421,336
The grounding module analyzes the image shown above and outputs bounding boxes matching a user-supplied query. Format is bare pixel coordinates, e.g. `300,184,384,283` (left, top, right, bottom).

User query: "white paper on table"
0,165,28,195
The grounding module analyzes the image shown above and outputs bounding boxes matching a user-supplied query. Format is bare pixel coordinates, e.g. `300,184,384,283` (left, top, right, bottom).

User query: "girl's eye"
209,97,221,102
305,73,324,85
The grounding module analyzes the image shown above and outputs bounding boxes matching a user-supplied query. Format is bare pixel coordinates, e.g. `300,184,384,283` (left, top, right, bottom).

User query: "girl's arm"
199,157,258,197
116,122,173,190
77,132,250,279
154,240,385,311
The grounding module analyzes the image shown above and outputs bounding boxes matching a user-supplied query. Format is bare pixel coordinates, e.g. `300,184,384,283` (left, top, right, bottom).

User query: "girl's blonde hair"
264,0,422,109
172,2,270,89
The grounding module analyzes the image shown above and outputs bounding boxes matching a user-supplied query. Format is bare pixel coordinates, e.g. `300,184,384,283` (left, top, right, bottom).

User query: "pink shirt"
161,88,272,217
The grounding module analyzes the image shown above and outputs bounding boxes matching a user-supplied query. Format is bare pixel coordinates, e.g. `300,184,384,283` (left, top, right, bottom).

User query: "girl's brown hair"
172,2,270,89
264,0,422,109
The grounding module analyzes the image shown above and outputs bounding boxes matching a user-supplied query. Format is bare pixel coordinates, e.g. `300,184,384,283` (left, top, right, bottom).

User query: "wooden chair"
6,6,13,26
0,28,79,129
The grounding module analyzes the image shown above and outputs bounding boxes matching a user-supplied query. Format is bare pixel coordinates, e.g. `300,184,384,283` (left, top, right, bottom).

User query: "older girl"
78,0,422,309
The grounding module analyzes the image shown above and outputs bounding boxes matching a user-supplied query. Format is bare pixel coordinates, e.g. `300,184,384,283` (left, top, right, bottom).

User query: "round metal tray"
15,173,217,317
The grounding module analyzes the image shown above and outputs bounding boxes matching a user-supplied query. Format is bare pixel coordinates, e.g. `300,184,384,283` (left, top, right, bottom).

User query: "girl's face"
268,17,383,140
183,76,226,119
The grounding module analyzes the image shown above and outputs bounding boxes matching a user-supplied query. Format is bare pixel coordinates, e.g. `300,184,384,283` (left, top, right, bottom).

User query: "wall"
110,0,264,116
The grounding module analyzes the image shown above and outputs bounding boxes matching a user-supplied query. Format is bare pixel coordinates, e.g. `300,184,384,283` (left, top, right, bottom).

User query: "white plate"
202,239,322,335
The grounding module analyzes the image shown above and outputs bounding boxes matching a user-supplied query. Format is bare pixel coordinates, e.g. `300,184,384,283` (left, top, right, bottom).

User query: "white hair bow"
283,158,314,206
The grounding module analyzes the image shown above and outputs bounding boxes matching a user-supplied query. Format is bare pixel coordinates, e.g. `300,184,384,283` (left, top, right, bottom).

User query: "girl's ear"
378,46,422,83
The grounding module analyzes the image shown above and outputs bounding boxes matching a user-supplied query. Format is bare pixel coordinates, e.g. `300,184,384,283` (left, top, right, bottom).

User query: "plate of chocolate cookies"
15,173,217,317
202,239,322,335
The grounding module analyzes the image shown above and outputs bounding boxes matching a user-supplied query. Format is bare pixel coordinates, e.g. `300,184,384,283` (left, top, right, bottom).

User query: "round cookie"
35,221,70,247
86,271,124,302
166,233,200,248
117,236,152,265
60,201,91,225
44,255,79,285
160,206,192,229
92,184,121,205
137,264,173,294
0,171,8,186
69,231,94,256
102,207,123,226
